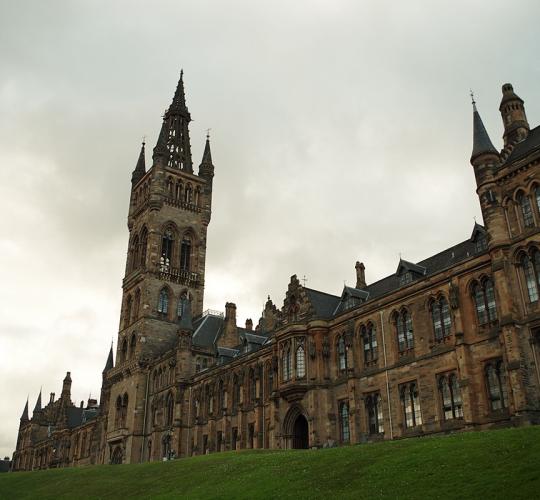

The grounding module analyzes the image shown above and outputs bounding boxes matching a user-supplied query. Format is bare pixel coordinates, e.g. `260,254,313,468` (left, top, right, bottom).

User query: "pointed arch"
139,227,148,268
158,287,170,316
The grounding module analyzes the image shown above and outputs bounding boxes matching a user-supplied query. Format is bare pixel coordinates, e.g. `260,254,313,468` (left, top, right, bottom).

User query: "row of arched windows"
124,289,141,328
518,249,540,303
151,392,174,428
128,227,148,274
160,227,194,273
512,186,540,232
133,180,150,208
281,338,306,382
153,366,174,392
166,177,201,207
120,333,137,363
157,288,190,319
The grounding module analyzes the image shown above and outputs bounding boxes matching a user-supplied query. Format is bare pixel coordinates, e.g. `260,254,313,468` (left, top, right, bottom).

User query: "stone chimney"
355,261,366,289
245,318,253,331
219,302,240,348
49,392,55,404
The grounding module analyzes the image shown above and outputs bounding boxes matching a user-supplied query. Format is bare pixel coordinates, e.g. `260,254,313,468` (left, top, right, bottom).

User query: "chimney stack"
355,261,366,289
49,392,55,404
245,319,253,331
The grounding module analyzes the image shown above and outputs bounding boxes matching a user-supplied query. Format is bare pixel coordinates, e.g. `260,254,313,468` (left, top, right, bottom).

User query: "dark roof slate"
67,407,84,428
192,314,223,348
364,237,480,301
304,288,341,319
504,125,540,165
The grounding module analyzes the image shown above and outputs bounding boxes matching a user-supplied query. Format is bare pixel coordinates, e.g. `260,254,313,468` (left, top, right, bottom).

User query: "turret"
198,133,214,183
470,96,500,187
20,399,29,423
33,389,42,415
103,345,114,373
218,302,240,348
131,141,146,186
500,83,529,147
61,372,72,399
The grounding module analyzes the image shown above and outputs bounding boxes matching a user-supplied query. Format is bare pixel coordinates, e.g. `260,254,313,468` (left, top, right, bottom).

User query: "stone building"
11,77,540,470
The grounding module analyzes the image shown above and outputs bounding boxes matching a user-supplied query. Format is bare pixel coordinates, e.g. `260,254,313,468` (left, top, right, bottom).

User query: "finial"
470,89,478,111
142,135,146,147
206,128,211,140
267,295,270,300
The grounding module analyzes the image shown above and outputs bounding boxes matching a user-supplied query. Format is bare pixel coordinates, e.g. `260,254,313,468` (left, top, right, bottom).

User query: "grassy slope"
1,427,539,500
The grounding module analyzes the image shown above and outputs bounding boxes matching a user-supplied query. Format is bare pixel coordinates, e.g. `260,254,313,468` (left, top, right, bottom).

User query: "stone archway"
283,404,309,449
110,446,123,465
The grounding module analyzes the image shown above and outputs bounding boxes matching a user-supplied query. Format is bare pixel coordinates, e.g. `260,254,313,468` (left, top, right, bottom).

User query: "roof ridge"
303,287,340,299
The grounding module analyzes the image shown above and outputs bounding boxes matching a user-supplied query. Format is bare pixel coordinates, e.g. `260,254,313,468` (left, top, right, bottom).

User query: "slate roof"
192,314,223,348
363,237,481,301
396,259,426,275
503,125,540,165
304,288,341,319
66,407,84,428
471,105,498,161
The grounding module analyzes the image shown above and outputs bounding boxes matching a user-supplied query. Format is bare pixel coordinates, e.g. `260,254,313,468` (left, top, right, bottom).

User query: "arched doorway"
283,404,309,449
110,446,123,465
292,414,309,449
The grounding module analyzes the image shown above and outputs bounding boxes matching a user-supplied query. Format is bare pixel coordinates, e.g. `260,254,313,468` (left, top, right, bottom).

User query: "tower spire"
33,388,42,414
103,343,114,373
199,132,215,181
152,71,193,172
470,95,498,165
131,140,146,186
20,398,29,421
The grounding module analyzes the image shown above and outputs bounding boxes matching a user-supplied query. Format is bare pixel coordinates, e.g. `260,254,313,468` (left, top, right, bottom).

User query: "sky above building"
0,0,539,458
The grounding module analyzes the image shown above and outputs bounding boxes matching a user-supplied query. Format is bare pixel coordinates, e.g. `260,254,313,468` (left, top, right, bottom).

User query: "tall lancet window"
158,288,169,315
160,229,174,271
180,236,191,271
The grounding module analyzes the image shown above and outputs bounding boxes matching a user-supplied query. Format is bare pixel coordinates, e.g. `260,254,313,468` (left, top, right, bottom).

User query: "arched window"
337,336,347,372
160,229,174,271
194,187,201,207
125,295,132,327
134,289,141,320
217,379,224,415
472,278,498,325
115,396,122,428
130,334,137,358
121,339,128,363
430,297,452,342
288,296,299,322
180,235,191,271
282,345,292,381
520,251,540,302
232,375,240,412
365,392,384,434
438,373,463,420
395,310,414,353
400,382,422,428
266,362,274,399
140,228,148,268
339,401,350,443
177,292,187,319
296,345,306,378
362,324,378,364
249,368,256,403
517,192,534,228
485,359,508,411
175,182,182,200
131,235,140,272
535,187,540,215
166,177,173,198
165,393,174,426
158,288,169,315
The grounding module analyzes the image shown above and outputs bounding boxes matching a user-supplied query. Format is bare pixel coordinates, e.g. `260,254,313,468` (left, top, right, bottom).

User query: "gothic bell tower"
117,72,215,364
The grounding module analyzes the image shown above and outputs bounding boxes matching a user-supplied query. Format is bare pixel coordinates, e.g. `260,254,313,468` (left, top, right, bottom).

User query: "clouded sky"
1,0,539,458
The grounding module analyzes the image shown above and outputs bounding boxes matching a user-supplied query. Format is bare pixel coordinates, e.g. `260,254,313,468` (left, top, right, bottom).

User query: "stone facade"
11,78,540,470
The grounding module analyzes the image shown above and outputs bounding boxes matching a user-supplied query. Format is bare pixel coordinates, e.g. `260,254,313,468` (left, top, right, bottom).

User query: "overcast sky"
1,0,539,459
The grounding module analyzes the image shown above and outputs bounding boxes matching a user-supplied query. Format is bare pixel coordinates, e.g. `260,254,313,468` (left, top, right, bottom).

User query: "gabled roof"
303,288,341,319
243,332,268,345
192,314,223,348
396,259,426,276
503,125,540,165
470,222,487,241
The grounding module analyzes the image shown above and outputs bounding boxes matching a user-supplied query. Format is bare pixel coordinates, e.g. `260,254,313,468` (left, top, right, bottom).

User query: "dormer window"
475,235,488,253
343,294,359,310
399,272,413,287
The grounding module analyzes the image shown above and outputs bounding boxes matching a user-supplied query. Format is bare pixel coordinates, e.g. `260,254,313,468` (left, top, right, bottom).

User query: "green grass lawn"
1,426,539,499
